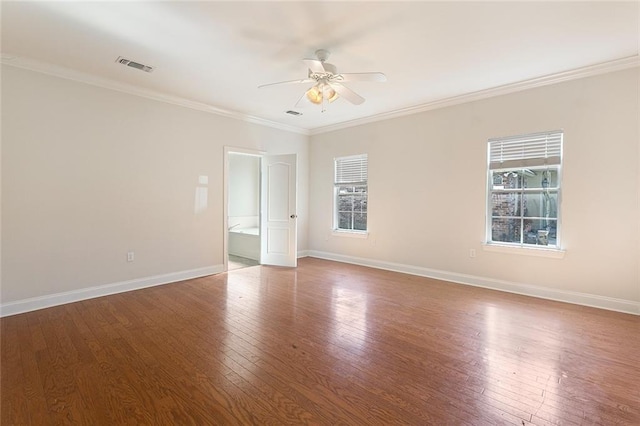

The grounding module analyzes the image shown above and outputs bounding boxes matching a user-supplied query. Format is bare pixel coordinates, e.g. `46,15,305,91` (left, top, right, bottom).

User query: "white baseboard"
307,250,640,316
4,254,637,317
0,265,224,317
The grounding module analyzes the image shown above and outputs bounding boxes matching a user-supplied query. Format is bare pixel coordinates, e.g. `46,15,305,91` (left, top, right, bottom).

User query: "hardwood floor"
2,257,639,425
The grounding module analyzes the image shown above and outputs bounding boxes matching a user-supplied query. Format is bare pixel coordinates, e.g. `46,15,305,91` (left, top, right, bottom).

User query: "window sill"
332,230,369,239
482,243,565,259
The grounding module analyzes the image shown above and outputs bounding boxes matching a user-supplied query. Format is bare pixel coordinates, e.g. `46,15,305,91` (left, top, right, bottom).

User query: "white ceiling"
2,1,638,133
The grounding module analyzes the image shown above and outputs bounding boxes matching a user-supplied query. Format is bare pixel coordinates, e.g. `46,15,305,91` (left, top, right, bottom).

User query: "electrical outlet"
127,251,135,262
469,249,476,258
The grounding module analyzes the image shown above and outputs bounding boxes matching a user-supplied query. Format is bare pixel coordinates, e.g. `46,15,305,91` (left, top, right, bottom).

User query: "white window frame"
486,131,563,251
334,154,368,234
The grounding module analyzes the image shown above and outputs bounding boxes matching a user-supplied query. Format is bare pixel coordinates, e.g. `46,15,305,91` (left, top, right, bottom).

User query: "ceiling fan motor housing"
315,49,331,62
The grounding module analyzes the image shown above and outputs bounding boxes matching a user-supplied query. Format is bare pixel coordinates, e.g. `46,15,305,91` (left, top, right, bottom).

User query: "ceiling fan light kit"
306,83,338,105
259,49,386,111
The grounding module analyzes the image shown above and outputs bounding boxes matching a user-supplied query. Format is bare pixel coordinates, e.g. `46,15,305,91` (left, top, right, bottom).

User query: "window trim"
482,242,565,258
332,229,369,238
486,131,564,252
333,154,368,233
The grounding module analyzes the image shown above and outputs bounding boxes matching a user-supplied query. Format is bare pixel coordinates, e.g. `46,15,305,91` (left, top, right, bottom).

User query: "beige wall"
1,65,309,303
309,68,639,304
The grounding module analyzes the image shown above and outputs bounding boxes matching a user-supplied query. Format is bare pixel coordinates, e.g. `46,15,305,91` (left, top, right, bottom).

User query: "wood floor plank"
1,317,30,425
12,314,51,425
2,257,639,425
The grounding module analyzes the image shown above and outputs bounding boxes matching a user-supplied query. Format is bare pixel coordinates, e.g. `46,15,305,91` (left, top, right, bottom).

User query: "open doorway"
223,147,298,271
226,151,262,270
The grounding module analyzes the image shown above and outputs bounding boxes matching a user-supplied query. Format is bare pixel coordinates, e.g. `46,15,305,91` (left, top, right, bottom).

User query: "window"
487,131,563,248
334,154,368,232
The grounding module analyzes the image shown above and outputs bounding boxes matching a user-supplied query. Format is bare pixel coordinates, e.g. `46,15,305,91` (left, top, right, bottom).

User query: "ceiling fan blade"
303,59,326,74
339,72,387,83
258,78,313,89
330,83,365,105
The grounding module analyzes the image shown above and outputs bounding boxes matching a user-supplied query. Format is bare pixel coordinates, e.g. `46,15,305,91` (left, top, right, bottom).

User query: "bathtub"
229,227,260,261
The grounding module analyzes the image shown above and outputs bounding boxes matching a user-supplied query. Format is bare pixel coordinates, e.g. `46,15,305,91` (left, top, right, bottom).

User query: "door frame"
223,146,265,272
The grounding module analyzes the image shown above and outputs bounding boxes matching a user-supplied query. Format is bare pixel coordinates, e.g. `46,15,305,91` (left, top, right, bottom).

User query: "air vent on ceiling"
116,56,154,73
285,110,302,116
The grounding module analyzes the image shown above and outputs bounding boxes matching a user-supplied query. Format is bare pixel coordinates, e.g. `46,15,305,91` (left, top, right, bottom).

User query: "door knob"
290,214,297,219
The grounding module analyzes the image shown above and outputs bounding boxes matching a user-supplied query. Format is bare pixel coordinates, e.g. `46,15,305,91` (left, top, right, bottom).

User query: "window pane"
522,219,558,246
338,211,352,229
491,171,524,189
338,194,353,211
491,218,521,243
491,193,521,217
353,194,367,212
354,213,367,231
522,169,559,190
546,219,557,246
523,191,558,219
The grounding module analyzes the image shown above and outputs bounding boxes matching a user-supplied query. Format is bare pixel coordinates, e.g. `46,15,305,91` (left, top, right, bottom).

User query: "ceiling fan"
258,49,386,111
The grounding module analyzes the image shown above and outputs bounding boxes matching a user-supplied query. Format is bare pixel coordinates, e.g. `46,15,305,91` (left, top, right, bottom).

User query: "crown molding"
1,56,310,136
309,55,640,135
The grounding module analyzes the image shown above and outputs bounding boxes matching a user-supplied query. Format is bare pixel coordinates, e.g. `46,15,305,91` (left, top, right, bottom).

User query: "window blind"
335,154,368,185
489,131,563,170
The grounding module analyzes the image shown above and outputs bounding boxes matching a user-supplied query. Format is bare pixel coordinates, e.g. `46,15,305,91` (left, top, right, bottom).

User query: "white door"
260,154,297,267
